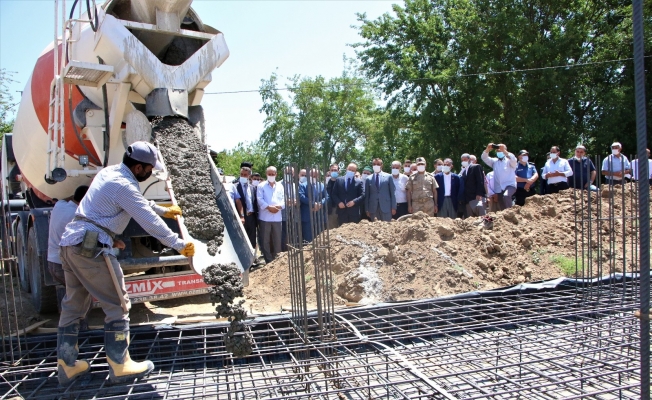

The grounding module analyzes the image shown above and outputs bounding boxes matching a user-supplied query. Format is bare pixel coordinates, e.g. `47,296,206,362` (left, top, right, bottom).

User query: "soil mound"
245,185,647,313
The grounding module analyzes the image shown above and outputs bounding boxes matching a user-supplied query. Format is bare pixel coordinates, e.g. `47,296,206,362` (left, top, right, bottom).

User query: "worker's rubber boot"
57,323,90,386
104,320,154,384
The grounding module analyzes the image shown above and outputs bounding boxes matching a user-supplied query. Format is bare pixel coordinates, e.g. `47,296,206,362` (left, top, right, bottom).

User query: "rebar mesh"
0,277,643,399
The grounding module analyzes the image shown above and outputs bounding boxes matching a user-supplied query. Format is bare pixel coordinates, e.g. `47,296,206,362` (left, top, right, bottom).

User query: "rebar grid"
0,277,643,399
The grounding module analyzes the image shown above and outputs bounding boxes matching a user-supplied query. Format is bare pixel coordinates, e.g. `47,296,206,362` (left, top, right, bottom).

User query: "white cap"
611,142,622,148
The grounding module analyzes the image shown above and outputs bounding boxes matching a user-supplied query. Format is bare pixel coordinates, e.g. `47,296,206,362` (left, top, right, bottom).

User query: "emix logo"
125,276,208,296
126,279,174,296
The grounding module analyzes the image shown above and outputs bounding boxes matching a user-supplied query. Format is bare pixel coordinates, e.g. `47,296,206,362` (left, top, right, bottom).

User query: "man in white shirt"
602,142,631,185
256,166,285,263
542,146,573,194
485,171,500,213
631,148,651,184
391,160,409,219
47,186,89,316
481,143,518,210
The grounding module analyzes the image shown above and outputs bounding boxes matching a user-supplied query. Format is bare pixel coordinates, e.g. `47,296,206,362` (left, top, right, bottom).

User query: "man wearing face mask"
391,160,409,219
602,142,632,185
432,159,444,177
365,158,396,222
514,150,539,206
404,160,413,177
326,164,341,229
460,153,486,218
434,158,464,219
542,146,573,194
331,163,365,225
257,166,285,263
407,157,439,216
568,145,596,190
56,141,194,385
232,166,258,253
299,169,328,242
481,143,518,210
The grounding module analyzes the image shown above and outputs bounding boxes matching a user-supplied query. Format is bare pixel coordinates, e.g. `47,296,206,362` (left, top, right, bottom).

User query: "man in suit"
325,164,340,229
365,158,396,222
299,169,328,242
232,166,258,252
460,153,486,218
434,158,464,219
331,162,365,225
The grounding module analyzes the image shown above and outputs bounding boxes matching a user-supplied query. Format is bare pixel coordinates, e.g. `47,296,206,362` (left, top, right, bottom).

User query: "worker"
56,141,194,385
407,157,438,216
47,185,89,324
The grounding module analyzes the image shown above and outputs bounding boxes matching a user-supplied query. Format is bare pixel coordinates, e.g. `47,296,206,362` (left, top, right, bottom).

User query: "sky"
0,0,396,152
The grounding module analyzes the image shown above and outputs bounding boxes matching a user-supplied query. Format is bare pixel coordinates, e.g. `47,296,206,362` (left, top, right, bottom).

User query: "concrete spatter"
152,116,224,255
202,263,253,358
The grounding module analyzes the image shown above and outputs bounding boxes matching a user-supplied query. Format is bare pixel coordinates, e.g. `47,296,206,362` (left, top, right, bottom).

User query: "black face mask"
136,169,152,182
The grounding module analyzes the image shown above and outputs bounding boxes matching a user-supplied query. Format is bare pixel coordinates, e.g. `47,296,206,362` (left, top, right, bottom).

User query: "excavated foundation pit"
153,116,224,255
0,275,644,399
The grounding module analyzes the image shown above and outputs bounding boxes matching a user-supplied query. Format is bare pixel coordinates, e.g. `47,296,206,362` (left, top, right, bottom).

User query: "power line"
204,56,648,95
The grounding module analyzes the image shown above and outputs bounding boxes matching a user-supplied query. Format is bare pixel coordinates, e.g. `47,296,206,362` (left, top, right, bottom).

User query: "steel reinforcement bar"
0,276,643,399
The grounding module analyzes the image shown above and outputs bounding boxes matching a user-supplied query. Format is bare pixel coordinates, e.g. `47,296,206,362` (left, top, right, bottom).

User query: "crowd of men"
42,139,651,386
231,142,652,265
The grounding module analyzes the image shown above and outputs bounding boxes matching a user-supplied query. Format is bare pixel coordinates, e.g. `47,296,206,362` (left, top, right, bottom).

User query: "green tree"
213,141,269,177
354,0,652,166
258,67,381,169
0,69,16,136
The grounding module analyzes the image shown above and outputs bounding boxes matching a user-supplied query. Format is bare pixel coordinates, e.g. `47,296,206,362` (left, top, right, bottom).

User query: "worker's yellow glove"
163,205,182,218
180,242,195,257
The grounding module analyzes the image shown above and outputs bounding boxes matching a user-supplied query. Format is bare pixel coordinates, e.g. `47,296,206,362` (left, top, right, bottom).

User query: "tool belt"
73,216,117,239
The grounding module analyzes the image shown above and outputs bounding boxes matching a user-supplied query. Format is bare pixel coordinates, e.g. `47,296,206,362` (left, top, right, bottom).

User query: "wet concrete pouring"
153,116,224,255
202,263,253,358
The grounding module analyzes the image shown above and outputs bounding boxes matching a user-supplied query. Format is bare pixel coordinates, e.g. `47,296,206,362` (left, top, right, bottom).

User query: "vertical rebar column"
283,165,309,343
304,166,336,341
632,0,650,395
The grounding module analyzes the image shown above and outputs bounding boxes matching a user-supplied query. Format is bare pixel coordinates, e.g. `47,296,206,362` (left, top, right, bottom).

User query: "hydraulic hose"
98,57,110,167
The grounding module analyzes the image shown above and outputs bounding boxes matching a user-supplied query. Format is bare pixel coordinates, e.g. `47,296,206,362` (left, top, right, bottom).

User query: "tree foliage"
213,141,269,177
0,69,16,136
354,0,652,165
258,67,382,169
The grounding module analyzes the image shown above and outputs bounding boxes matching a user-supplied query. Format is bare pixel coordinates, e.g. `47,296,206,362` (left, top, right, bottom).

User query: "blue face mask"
331,171,339,179
496,151,505,159
345,171,355,179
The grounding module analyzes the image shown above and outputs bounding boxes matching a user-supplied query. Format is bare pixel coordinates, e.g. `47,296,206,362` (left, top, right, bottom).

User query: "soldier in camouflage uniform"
407,157,439,216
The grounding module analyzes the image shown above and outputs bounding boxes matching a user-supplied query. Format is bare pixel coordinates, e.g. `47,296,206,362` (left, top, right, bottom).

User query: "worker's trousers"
59,245,130,327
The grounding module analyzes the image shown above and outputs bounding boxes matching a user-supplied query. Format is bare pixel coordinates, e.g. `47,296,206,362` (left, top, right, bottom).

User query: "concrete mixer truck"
0,0,254,313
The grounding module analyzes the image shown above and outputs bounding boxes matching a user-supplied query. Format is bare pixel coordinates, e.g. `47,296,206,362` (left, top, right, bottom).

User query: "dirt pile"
245,186,647,313
203,263,253,357
153,117,224,255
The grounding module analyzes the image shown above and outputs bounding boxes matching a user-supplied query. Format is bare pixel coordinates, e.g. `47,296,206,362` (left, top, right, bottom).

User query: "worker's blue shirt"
515,162,537,188
59,163,184,251
568,157,596,189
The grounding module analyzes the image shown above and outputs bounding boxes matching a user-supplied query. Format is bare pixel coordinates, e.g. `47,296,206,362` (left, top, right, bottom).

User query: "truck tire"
27,227,57,313
16,221,29,292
